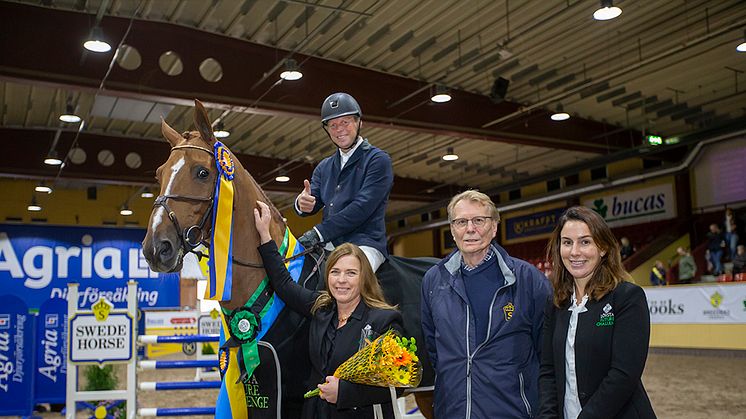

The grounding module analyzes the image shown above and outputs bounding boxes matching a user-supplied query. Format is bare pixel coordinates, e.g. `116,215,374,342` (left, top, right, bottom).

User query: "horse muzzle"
142,235,184,273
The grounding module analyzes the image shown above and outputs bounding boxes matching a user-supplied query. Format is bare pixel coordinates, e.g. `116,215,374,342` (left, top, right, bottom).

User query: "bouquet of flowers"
304,329,422,398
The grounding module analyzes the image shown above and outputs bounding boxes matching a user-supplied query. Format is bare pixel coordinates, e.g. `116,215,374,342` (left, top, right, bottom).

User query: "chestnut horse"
142,100,434,418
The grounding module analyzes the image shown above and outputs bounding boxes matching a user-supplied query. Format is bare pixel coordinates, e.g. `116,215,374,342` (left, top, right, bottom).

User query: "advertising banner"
198,311,221,336
0,294,35,416
69,297,133,364
582,182,676,227
644,283,746,324
34,297,67,404
0,224,179,310
143,310,199,358
503,206,565,243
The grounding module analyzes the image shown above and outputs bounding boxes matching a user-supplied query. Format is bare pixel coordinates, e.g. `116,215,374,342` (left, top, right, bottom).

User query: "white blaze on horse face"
151,157,186,246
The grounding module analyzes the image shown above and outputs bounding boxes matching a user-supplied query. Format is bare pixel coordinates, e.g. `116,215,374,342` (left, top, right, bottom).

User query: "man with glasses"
421,190,551,418
295,92,393,271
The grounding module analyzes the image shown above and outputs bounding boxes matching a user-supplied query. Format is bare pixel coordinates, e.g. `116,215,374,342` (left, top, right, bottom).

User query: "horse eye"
197,168,210,179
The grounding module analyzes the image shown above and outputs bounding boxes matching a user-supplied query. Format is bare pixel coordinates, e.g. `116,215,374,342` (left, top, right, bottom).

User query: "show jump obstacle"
65,281,233,418
66,281,137,419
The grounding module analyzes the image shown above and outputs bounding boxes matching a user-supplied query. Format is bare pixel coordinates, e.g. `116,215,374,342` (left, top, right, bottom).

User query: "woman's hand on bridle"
253,201,274,244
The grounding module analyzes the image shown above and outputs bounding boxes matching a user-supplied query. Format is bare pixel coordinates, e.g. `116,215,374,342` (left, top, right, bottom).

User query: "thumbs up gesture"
298,179,316,213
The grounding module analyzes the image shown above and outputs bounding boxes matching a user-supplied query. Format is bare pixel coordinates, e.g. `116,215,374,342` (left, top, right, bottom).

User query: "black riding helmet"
320,92,363,151
320,92,362,124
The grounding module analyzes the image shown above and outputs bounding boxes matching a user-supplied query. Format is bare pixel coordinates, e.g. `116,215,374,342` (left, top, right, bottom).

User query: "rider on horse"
295,93,393,272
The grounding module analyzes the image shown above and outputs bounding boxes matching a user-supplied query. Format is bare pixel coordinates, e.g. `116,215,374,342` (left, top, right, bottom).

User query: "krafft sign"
69,297,133,364
503,206,565,243
582,182,676,227
0,224,179,309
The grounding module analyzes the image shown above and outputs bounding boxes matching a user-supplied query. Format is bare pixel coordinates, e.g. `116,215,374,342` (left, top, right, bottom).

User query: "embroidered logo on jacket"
596,303,615,327
503,302,514,321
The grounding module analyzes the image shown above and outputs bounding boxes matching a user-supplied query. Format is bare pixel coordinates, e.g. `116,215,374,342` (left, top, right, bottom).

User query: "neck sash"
206,141,236,301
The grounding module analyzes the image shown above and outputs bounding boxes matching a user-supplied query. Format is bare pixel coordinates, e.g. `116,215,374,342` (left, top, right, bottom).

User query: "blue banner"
504,207,565,242
0,224,179,309
34,297,67,404
0,294,35,416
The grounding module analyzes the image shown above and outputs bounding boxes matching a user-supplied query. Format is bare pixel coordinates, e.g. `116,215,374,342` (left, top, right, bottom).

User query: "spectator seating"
716,274,733,282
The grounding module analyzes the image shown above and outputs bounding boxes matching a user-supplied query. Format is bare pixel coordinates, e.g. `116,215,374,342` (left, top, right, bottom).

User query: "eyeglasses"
451,216,492,229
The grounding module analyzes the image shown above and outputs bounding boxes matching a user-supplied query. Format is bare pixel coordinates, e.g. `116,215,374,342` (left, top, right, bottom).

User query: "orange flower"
304,329,422,398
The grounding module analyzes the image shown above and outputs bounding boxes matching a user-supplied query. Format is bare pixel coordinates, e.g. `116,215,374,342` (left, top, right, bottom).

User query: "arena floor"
643,351,746,419
32,351,746,419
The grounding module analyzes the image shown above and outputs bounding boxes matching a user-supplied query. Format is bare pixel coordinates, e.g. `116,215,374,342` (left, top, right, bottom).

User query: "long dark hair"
545,206,630,307
310,243,396,314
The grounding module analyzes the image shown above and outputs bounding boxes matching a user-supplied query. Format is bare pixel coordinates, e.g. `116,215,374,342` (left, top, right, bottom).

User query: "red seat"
717,274,733,282
734,273,746,282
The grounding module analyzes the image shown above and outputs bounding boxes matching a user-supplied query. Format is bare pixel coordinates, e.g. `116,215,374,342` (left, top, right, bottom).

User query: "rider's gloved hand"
298,229,321,249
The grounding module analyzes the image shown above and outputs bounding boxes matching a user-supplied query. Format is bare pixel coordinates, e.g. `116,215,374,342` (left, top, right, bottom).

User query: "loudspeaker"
87,186,97,200
490,77,510,104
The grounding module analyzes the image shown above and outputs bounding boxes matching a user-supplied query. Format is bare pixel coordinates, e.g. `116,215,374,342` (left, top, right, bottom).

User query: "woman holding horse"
254,200,401,419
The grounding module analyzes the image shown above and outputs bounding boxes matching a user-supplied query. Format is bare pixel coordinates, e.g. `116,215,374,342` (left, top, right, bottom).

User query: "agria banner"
0,224,179,309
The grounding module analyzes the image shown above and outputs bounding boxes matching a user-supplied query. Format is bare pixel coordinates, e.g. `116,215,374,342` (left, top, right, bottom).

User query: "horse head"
142,100,285,307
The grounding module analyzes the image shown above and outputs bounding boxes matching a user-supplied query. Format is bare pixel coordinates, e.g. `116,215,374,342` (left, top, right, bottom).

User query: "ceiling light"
35,183,53,194
59,100,81,123
431,85,452,103
141,189,154,198
593,0,622,21
120,206,133,216
44,150,63,166
27,198,42,212
83,26,112,53
280,59,303,81
213,122,230,138
737,30,746,52
275,174,290,182
551,104,570,121
442,147,459,161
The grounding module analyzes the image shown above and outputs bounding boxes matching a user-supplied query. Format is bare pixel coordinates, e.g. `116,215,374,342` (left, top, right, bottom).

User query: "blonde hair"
310,243,396,314
446,190,500,223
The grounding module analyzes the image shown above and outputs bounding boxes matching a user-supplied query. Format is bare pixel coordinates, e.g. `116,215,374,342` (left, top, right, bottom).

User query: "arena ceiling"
1,0,745,216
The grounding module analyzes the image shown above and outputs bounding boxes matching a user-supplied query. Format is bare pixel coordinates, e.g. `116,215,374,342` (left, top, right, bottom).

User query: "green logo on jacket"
596,303,615,327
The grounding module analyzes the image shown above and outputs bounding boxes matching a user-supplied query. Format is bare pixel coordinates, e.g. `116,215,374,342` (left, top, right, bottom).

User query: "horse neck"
220,167,286,311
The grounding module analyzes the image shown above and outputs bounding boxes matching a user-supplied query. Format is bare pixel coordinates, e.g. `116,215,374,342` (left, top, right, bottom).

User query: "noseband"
154,144,217,256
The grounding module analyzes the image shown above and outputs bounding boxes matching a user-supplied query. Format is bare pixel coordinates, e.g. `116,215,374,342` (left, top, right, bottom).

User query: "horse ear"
194,99,216,146
161,118,182,147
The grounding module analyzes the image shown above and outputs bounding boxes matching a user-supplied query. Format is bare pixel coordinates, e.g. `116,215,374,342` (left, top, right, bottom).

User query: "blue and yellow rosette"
206,141,236,302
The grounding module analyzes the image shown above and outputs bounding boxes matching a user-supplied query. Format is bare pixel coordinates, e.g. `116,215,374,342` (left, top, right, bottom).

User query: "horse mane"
180,129,287,233
242,167,286,230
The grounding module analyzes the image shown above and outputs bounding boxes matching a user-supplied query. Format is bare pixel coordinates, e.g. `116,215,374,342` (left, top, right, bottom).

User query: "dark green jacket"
678,255,696,280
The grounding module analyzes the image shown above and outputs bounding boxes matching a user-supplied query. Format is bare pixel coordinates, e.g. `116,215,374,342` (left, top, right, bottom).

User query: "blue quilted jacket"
421,242,552,418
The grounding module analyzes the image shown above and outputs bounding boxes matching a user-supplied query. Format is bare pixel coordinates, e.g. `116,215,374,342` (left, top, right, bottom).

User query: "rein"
154,143,323,269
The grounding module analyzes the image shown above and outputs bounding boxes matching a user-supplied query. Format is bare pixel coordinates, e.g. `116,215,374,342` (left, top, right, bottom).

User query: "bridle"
154,144,217,260
154,143,323,270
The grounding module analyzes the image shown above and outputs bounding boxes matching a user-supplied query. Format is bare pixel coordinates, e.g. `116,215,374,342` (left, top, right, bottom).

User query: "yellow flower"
313,330,422,394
